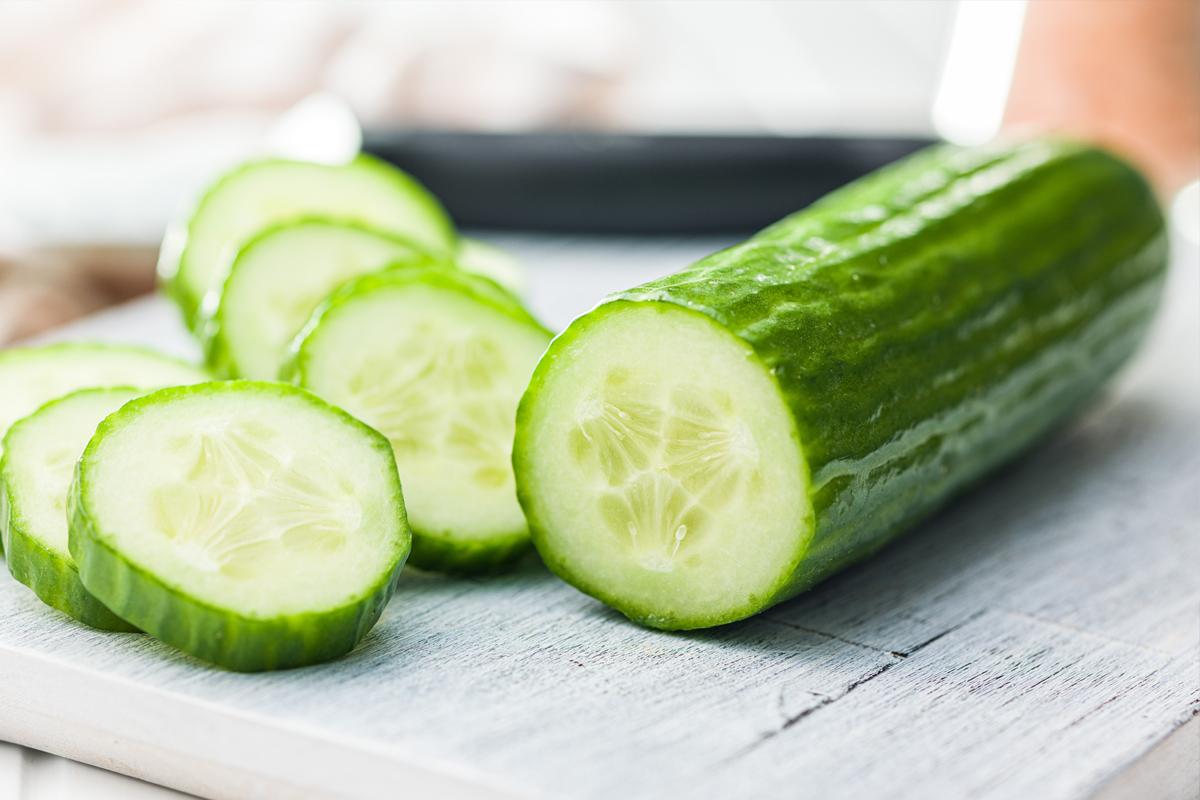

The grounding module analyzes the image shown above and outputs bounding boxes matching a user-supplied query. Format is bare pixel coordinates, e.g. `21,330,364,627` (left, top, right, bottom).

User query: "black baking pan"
361,130,936,235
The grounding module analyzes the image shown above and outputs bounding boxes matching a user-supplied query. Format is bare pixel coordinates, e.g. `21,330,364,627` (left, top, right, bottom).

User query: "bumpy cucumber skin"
1,389,140,631
516,138,1169,630
158,154,457,328
287,266,551,575
199,218,443,379
68,382,411,671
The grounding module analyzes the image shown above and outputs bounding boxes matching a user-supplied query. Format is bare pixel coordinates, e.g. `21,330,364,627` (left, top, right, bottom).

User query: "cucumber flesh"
516,302,808,626
289,268,551,573
1,388,141,630
515,139,1168,630
69,381,410,671
202,219,437,379
0,343,210,456
158,155,455,326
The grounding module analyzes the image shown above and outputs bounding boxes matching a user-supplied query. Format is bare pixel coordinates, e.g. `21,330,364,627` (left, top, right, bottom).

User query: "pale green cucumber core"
523,303,811,625
298,285,547,542
81,389,402,615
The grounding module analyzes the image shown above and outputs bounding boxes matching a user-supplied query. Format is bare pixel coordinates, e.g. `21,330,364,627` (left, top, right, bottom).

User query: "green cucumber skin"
1,397,138,632
287,266,551,575
200,218,443,379
158,154,457,328
68,382,411,671
1,486,136,631
409,529,530,576
517,138,1168,630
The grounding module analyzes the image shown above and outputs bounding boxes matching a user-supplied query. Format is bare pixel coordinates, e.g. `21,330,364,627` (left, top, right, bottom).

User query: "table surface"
1,234,1197,800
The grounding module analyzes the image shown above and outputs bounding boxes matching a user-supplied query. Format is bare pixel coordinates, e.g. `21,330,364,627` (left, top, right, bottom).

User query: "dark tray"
361,130,935,235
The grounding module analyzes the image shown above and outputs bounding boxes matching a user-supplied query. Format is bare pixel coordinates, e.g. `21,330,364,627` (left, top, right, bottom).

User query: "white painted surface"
1,235,1197,799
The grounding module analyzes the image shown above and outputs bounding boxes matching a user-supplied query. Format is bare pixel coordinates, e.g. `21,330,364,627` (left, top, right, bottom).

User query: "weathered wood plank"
696,610,1199,800
1,235,1196,799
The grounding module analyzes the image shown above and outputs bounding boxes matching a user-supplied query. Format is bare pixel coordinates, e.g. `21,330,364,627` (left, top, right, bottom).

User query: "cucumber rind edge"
158,153,458,328
197,217,444,378
285,262,551,385
0,341,210,383
68,380,411,671
1,387,142,631
285,266,551,574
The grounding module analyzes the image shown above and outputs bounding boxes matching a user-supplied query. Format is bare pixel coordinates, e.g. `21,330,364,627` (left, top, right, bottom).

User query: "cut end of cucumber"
292,270,550,570
74,383,408,624
516,301,812,628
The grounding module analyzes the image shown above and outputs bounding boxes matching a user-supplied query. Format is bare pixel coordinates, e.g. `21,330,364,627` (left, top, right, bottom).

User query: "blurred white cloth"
0,0,952,137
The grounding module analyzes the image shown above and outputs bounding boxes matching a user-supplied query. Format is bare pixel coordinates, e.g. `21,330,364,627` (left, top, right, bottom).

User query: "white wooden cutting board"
1,235,1197,800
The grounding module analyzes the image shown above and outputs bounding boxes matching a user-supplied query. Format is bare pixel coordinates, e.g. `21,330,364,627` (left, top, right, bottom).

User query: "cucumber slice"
288,268,551,574
0,343,210,457
516,303,809,628
515,139,1169,630
201,219,439,379
69,381,409,671
1,388,141,630
158,155,455,327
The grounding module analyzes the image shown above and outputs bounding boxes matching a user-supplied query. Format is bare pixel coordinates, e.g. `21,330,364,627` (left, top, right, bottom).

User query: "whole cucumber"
514,138,1168,630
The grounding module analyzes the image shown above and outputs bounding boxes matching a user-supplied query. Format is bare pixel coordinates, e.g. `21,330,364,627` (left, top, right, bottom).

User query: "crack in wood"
760,618,891,654
724,610,990,764
893,609,988,657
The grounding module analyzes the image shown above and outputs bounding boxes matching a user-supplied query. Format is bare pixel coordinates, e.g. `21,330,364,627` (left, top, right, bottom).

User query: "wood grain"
0,235,1196,800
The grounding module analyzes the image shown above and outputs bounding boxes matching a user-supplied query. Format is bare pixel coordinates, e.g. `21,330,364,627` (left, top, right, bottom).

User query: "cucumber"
0,343,210,457
158,155,455,327
201,219,439,379
287,267,551,574
1,388,141,630
514,139,1168,630
69,381,409,671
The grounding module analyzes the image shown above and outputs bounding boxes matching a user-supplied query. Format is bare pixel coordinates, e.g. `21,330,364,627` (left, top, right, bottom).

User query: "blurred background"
0,0,972,342
0,0,1196,340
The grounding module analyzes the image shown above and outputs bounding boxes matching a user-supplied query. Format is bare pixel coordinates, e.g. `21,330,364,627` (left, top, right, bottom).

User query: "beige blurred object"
0,0,948,137
1005,0,1200,196
0,245,156,345
0,0,629,135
